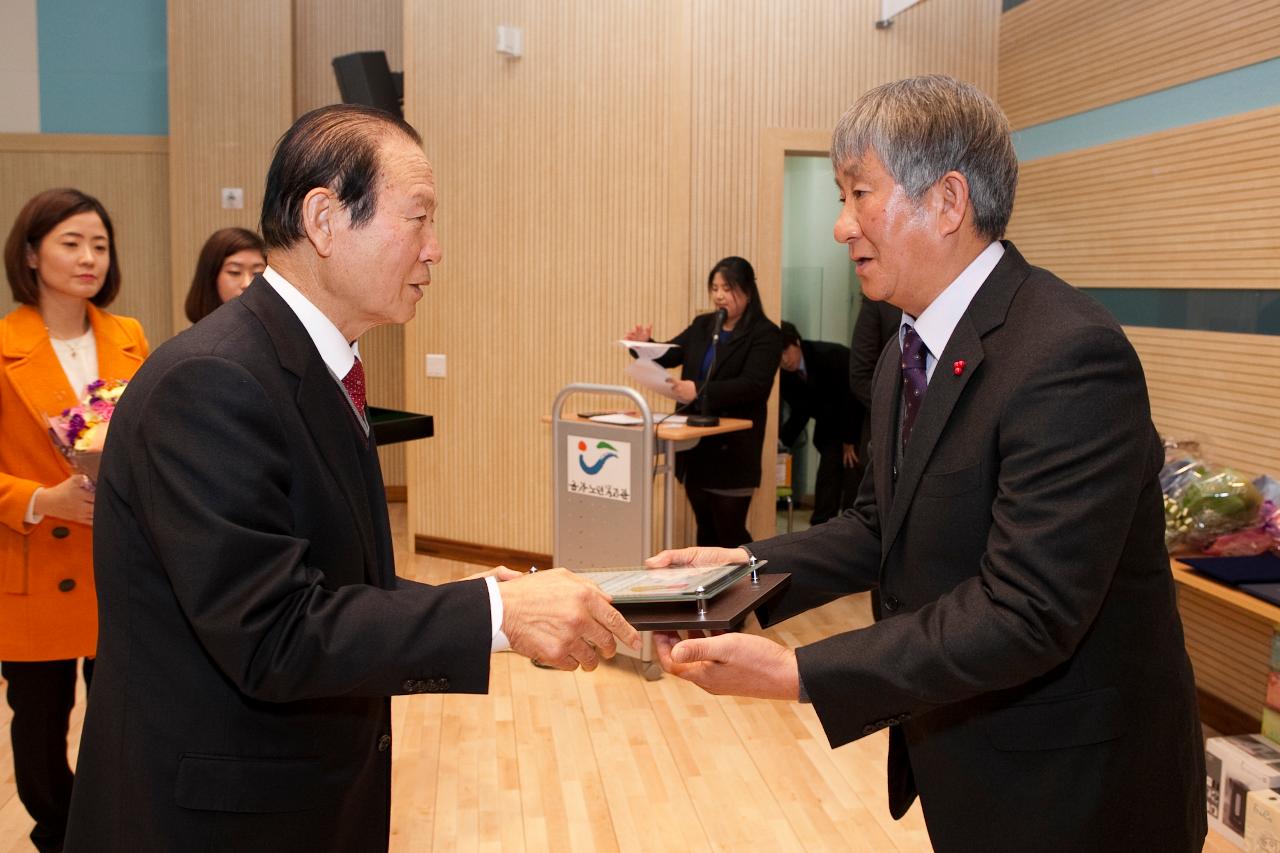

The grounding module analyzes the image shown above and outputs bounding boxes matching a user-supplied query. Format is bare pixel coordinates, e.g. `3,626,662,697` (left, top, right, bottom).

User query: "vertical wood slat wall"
403,0,1000,556
0,135,170,345
292,0,403,118
999,0,1280,130
291,0,407,487
404,0,696,555
166,0,294,334
1001,0,1280,725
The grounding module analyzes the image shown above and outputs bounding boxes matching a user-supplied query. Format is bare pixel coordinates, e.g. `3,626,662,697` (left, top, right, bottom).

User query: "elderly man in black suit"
65,105,639,852
777,321,862,524
648,75,1205,852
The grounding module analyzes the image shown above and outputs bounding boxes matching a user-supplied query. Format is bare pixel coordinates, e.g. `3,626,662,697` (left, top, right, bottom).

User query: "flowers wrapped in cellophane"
46,379,128,488
1161,455,1264,553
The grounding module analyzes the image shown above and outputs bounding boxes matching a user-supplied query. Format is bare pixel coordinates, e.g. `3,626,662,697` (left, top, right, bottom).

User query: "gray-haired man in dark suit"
647,75,1205,853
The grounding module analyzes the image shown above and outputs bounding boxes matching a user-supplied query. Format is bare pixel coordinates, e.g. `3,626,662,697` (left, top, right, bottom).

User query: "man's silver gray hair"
831,75,1018,241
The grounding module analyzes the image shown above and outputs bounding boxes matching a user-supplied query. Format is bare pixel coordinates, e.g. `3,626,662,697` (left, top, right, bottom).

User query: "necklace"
48,327,93,359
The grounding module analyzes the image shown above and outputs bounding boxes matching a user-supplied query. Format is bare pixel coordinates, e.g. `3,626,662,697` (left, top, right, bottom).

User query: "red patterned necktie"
341,357,367,418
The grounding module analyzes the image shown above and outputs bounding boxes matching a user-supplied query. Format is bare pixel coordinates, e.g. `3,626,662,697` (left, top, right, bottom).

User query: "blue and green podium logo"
577,439,618,475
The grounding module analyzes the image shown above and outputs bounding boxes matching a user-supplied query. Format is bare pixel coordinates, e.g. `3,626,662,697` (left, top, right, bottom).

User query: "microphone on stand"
686,308,728,427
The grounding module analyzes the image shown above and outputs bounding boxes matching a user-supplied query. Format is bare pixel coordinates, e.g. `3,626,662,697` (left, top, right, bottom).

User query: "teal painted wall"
1011,58,1280,162
37,0,167,134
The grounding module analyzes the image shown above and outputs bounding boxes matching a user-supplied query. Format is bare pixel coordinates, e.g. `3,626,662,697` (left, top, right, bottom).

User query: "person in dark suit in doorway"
65,105,639,853
777,321,862,524
646,75,1205,853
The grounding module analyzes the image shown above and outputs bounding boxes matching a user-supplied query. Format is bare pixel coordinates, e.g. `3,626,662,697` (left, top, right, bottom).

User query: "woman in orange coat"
0,188,148,853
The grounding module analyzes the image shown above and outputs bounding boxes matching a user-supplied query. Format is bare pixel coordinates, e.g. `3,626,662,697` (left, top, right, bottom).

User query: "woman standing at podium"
624,256,781,547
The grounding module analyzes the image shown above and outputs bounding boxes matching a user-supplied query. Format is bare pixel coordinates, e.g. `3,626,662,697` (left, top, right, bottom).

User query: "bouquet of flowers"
47,379,128,487
1161,454,1264,552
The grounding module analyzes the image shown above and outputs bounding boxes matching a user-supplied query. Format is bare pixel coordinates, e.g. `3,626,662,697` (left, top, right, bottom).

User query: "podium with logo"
550,383,756,678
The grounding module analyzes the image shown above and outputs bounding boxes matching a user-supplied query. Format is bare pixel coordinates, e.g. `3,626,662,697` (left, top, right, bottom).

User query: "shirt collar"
899,241,1004,364
262,266,360,379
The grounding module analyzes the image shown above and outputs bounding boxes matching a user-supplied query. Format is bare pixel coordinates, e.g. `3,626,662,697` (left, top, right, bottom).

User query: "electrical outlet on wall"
425,354,446,378
221,187,244,209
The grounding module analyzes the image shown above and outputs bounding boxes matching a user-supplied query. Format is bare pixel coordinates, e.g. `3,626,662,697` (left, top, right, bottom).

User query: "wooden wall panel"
167,0,293,333
688,0,999,304
1178,585,1273,722
292,0,407,486
1007,107,1280,290
403,1,998,555
293,0,402,117
0,134,171,345
999,0,1280,130
1126,326,1280,479
404,0,694,554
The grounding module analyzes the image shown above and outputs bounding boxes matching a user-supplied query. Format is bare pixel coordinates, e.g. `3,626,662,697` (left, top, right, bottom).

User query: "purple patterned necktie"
900,324,929,453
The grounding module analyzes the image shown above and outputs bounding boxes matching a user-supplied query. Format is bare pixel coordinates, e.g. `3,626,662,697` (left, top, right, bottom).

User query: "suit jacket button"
51,526,70,539
862,724,878,736
377,734,391,752
432,678,448,692
402,679,418,692
883,595,900,612
58,579,76,592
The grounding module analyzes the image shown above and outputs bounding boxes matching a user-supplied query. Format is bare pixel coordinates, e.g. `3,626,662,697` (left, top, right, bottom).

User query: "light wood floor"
0,503,1234,851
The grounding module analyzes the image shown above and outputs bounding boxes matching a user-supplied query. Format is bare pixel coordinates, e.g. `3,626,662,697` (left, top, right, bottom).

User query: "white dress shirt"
898,241,1005,384
262,266,509,653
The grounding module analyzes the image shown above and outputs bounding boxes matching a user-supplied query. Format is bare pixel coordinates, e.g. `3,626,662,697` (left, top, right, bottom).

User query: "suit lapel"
240,279,380,584
877,242,1031,557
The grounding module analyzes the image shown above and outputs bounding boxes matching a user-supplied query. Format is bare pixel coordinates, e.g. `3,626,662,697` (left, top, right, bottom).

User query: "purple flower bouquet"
47,379,128,488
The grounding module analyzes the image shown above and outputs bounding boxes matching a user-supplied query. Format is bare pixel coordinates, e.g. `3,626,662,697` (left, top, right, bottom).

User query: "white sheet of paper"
618,339,678,359
589,413,644,425
624,358,678,399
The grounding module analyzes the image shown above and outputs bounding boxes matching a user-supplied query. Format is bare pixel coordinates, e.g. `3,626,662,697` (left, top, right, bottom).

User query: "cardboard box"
1246,789,1280,853
1206,735,1280,848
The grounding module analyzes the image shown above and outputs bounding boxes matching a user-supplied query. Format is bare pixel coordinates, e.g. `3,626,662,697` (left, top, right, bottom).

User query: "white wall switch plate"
220,187,244,209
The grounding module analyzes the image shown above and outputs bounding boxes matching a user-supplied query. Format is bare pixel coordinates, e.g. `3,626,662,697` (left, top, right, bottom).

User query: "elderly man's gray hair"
831,75,1018,241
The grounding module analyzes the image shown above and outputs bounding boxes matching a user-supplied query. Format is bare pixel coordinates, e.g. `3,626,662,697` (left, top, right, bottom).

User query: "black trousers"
809,444,864,525
1,658,94,853
686,485,753,548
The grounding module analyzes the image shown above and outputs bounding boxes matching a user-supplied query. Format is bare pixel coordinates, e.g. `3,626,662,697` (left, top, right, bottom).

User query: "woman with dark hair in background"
0,188,148,852
624,256,782,547
182,227,267,323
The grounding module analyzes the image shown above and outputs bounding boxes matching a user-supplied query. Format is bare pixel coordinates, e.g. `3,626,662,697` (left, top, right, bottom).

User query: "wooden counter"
1170,557,1276,734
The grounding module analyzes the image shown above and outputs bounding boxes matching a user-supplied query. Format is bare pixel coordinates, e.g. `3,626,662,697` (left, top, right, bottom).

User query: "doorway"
779,153,861,513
